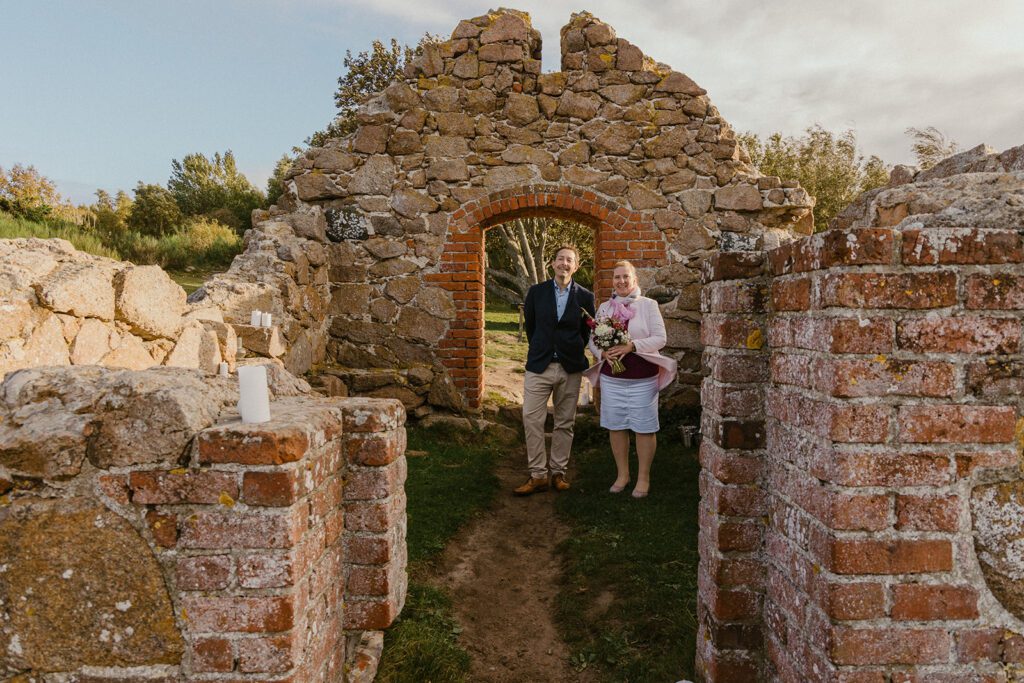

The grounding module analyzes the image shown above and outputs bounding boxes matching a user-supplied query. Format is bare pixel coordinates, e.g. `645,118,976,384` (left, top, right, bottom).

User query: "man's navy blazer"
523,279,596,374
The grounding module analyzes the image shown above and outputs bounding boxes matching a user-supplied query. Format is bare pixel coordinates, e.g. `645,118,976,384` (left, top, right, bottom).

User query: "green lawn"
484,298,522,334
167,268,222,294
556,423,701,681
375,423,506,683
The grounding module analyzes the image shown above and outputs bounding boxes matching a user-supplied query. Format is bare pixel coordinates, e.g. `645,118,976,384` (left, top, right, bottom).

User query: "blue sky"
3,0,1022,205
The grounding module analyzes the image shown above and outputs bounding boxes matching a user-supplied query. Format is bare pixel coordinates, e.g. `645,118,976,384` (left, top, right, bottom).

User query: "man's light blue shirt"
554,279,572,320
552,279,572,360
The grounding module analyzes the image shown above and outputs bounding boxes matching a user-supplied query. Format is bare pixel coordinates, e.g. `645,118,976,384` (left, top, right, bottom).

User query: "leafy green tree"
0,163,71,221
308,35,438,147
92,189,133,237
168,150,265,232
128,182,182,237
906,126,960,170
739,126,890,232
266,154,294,206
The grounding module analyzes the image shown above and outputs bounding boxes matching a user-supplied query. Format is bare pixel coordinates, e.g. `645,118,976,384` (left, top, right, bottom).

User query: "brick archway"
428,184,663,409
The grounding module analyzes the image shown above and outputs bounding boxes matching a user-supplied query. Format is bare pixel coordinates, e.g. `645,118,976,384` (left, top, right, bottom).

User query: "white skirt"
599,375,660,433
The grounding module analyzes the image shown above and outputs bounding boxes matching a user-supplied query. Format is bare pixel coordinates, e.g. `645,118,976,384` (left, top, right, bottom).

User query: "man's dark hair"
551,244,581,264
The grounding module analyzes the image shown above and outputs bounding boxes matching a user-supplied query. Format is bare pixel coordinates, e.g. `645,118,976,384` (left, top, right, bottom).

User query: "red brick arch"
426,185,666,409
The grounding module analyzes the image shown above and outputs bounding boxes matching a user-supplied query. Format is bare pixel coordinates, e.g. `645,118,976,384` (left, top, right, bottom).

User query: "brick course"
698,184,1024,681
4,393,410,682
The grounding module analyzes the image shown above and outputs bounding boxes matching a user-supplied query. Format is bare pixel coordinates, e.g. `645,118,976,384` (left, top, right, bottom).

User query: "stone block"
0,498,183,670
33,261,116,320
236,324,286,358
114,265,186,339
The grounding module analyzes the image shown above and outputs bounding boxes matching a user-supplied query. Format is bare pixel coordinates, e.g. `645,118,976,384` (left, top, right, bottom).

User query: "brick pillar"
696,251,770,681
428,226,485,410
763,224,1024,680
340,398,409,631
123,395,407,682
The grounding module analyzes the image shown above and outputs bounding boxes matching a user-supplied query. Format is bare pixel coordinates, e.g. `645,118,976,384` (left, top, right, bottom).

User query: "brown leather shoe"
551,473,570,492
513,476,550,496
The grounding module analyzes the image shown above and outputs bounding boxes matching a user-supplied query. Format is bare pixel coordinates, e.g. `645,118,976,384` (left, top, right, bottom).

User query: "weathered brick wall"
697,251,770,680
697,159,1024,682
0,368,406,682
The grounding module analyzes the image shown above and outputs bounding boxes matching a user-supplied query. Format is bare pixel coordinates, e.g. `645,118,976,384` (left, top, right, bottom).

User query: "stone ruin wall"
0,366,407,682
698,144,1024,682
229,8,815,412
0,236,316,384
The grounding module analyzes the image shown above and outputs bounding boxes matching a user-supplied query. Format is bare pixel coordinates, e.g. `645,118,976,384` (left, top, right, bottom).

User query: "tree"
739,126,890,232
0,163,70,221
266,154,294,206
307,35,438,147
906,126,960,170
485,217,594,303
92,189,133,237
128,182,182,236
168,150,265,232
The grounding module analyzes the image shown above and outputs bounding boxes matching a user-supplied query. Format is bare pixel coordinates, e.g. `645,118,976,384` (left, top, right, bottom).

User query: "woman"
583,261,677,498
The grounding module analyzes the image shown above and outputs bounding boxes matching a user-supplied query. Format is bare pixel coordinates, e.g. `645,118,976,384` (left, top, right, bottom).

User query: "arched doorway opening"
481,216,596,406
428,185,661,410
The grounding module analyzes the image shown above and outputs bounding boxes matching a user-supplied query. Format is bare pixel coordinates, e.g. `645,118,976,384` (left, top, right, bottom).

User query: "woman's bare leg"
610,429,631,489
634,432,657,495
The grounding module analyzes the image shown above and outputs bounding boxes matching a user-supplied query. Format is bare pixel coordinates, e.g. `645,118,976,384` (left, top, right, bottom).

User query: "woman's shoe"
609,480,630,493
631,486,649,498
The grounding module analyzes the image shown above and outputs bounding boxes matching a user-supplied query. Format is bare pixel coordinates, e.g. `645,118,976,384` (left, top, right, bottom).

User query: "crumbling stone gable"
698,146,1024,682
255,8,813,411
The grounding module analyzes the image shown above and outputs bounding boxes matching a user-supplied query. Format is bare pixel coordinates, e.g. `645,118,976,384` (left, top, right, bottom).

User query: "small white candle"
261,312,272,328
237,365,271,424
218,362,229,377
250,310,262,326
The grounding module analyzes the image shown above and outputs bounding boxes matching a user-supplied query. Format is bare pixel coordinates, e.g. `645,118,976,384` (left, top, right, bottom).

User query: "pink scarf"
607,287,640,322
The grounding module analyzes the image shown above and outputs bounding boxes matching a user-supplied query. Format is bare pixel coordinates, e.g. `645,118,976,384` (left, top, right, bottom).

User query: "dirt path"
431,443,591,682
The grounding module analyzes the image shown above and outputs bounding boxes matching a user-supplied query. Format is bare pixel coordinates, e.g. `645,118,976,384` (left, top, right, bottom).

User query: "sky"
2,0,1022,205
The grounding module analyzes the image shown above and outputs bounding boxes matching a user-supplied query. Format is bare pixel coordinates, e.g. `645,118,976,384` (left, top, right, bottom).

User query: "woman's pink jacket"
582,295,678,392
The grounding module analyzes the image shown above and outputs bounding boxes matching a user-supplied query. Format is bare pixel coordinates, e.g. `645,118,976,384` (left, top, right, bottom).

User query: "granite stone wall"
246,8,813,411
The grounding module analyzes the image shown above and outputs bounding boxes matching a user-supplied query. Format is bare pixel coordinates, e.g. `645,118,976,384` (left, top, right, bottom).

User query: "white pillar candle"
237,365,271,424
218,362,229,377
261,312,272,328
250,310,262,326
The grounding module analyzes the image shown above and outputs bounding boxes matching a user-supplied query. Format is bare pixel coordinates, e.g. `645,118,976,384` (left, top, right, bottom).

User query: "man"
514,244,596,496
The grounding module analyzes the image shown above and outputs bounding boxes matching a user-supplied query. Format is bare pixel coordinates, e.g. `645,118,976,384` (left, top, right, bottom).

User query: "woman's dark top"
599,319,659,379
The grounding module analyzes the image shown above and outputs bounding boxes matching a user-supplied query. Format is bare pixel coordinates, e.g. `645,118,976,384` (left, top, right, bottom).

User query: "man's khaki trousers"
522,363,582,478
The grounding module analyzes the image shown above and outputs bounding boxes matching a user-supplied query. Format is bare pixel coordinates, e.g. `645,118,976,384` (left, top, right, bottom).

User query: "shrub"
115,232,164,266
167,217,242,269
112,217,241,270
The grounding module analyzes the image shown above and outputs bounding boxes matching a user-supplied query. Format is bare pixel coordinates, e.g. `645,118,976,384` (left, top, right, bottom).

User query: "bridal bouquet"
583,309,631,374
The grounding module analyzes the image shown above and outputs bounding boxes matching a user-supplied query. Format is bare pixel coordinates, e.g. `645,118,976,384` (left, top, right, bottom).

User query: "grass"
0,210,241,275
484,298,522,333
167,268,223,294
0,210,120,259
555,420,701,682
375,423,506,683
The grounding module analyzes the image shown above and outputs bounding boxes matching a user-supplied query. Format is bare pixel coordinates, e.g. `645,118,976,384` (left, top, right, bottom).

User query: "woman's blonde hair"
612,260,637,278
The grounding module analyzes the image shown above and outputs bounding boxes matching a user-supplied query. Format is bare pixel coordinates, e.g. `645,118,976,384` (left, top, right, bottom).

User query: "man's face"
551,249,579,279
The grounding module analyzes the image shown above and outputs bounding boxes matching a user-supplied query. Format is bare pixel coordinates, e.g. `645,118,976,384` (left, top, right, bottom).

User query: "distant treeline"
0,151,292,271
